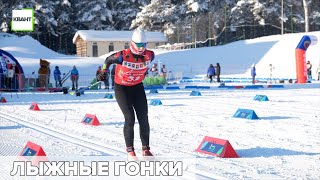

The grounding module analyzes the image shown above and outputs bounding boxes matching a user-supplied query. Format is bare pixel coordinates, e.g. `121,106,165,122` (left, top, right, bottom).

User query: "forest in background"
1,0,319,54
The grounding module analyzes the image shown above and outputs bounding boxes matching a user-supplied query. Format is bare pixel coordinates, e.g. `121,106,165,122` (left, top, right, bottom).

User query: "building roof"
73,30,167,44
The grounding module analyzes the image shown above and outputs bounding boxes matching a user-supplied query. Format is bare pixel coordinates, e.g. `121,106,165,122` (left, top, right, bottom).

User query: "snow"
1,32,320,179
72,30,168,44
155,31,320,79
187,0,199,12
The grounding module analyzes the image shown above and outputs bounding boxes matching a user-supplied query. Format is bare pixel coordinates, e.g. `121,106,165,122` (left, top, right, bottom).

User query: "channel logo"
11,9,34,32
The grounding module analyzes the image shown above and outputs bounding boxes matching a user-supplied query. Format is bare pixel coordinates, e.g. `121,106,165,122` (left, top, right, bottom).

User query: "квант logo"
11,9,34,32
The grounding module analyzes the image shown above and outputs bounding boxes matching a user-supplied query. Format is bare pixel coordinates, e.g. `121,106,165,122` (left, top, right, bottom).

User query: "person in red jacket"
102,29,155,160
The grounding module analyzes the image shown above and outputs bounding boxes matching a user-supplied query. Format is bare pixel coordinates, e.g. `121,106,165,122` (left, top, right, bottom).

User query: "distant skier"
102,28,155,160
251,64,256,84
207,64,215,83
70,65,79,90
53,66,62,87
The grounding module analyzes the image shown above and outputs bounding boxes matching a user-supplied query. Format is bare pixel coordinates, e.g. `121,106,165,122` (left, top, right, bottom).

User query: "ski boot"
142,146,154,160
126,147,138,161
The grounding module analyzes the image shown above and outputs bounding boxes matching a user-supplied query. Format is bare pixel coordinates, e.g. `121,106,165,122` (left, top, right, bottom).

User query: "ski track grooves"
0,111,123,156
0,111,219,180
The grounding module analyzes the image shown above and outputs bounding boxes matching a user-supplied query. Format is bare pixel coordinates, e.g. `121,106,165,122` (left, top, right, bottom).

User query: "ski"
69,80,102,95
58,70,71,87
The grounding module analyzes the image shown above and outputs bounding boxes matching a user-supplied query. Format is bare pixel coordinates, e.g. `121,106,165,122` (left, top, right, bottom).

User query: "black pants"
72,79,78,90
209,75,213,83
307,71,312,80
111,75,115,88
55,80,62,87
103,79,109,89
114,83,150,147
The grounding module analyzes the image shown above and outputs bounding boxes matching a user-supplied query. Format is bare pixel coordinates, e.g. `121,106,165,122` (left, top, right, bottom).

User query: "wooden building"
72,30,167,57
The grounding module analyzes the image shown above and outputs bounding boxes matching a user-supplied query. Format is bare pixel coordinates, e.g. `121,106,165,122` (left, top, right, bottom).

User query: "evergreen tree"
74,0,113,30
1,0,320,53
54,0,74,53
109,0,150,30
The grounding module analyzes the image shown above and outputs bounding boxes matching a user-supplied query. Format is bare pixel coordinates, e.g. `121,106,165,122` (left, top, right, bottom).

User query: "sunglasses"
135,42,147,48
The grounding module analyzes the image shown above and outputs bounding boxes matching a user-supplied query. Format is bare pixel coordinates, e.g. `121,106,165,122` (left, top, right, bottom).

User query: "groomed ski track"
0,111,223,180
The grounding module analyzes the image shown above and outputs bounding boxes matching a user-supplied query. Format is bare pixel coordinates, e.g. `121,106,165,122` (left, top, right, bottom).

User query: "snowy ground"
1,83,319,179
1,31,320,179
2,31,320,80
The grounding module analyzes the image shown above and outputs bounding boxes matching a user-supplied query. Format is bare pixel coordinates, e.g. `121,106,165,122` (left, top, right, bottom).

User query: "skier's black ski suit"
114,82,149,147
103,48,154,148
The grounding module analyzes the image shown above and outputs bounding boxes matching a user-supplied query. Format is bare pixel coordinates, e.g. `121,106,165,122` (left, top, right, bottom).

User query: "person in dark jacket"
111,64,116,88
251,64,256,84
306,61,312,80
215,63,221,82
207,64,215,83
96,66,103,89
102,29,155,160
96,66,109,89
53,66,62,87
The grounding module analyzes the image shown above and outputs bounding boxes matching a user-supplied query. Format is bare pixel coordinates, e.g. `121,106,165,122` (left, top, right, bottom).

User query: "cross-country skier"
102,29,155,160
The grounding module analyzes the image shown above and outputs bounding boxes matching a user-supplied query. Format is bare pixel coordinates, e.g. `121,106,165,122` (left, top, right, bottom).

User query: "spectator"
307,60,312,80
48,65,51,86
111,64,116,88
96,66,109,89
160,64,167,78
145,67,149,77
0,71,5,89
207,64,215,83
150,63,158,77
316,63,320,81
6,65,14,90
70,65,79,90
53,66,62,87
13,64,20,90
96,66,103,89
215,63,221,82
251,64,256,84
